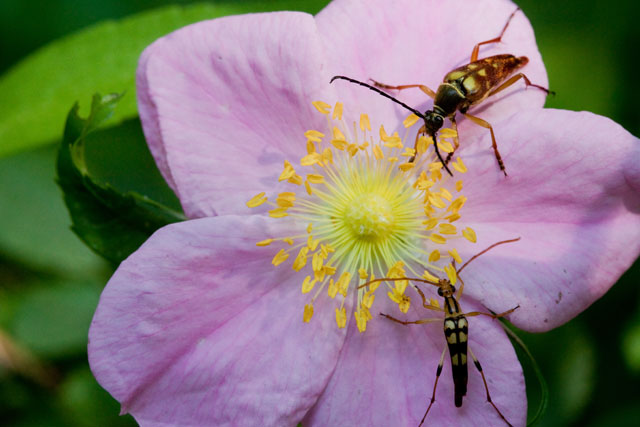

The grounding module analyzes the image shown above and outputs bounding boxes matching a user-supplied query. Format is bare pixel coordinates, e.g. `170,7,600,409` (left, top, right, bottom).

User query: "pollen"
248,101,478,331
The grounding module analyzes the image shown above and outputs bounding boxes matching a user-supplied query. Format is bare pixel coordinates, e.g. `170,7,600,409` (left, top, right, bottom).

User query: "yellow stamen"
463,227,477,243
246,192,268,208
335,307,347,328
303,304,314,322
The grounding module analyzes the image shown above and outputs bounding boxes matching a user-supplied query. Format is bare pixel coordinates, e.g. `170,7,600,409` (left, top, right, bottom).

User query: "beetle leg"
486,72,553,98
463,305,520,319
444,116,460,166
414,285,445,312
463,113,507,176
468,347,514,427
419,347,448,427
409,125,427,162
380,313,441,325
370,79,436,99
470,8,520,62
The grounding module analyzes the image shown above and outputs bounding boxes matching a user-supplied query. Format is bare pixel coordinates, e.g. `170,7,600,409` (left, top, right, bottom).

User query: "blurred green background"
0,0,638,426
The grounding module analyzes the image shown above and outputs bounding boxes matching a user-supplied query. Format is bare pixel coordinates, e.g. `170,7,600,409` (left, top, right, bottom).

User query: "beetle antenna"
456,237,521,274
429,129,453,176
330,75,424,118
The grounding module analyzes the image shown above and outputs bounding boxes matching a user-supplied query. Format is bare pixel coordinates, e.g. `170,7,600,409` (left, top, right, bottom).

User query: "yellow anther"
301,276,315,294
304,130,324,142
282,237,294,245
278,160,295,181
276,199,293,208
307,235,319,251
383,132,403,148
440,188,453,201
332,102,343,120
337,272,351,297
415,136,429,155
321,243,335,257
428,249,441,262
269,208,289,218
362,291,375,309
307,174,325,184
439,128,458,138
304,180,313,195
335,307,347,329
312,251,324,272
355,310,367,333
446,213,461,222
328,279,338,299
403,113,419,128
292,247,309,271
430,298,440,309
399,162,415,172
379,125,390,141
373,145,384,160
256,238,273,247
272,249,289,266
388,156,398,163
387,261,405,278
306,140,316,154
429,234,447,244
444,263,457,285
402,147,416,158
333,126,346,140
322,147,333,164
360,114,371,131
323,265,337,275
307,223,313,233
428,193,447,209
438,140,454,153
422,270,439,282
358,268,368,280
303,304,314,322
288,173,303,185
448,196,467,213
453,157,468,173
430,168,443,182
462,227,477,243
331,139,347,150
456,180,463,192
347,144,358,156
300,152,323,166
439,223,458,235
399,295,411,313
246,192,267,208
448,248,462,264
312,101,331,114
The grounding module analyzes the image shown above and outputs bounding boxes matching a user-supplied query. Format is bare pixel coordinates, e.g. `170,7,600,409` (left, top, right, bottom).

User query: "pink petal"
88,216,347,425
304,297,526,426
137,13,338,218
450,109,640,331
317,0,548,127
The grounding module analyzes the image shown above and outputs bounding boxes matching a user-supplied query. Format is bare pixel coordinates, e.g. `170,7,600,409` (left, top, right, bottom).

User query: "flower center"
247,101,477,332
344,193,394,241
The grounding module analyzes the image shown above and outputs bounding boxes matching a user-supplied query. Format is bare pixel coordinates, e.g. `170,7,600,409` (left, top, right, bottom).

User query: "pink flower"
88,0,640,426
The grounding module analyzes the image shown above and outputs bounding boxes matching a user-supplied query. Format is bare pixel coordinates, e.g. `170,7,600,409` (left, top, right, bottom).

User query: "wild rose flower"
88,0,640,426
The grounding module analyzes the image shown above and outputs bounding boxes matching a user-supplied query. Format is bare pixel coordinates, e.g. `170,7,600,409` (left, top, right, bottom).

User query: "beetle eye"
437,288,444,297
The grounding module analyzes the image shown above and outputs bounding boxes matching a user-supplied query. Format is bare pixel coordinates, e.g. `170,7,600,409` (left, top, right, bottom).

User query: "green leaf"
0,1,329,158
57,93,185,264
9,280,102,358
502,326,549,427
0,145,106,276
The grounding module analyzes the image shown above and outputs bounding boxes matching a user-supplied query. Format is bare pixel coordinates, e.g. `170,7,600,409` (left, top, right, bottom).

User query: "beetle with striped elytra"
331,8,552,176
359,238,522,426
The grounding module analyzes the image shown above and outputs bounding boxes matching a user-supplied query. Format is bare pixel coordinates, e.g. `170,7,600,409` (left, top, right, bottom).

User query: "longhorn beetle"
359,238,521,426
331,8,552,176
